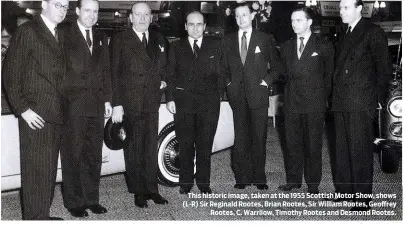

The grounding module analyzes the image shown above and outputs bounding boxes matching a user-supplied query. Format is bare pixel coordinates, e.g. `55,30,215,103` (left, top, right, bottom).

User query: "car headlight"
389,122,402,137
388,97,402,118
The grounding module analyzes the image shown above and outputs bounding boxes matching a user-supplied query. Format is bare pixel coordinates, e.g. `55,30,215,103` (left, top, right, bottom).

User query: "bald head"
185,11,206,40
130,2,152,32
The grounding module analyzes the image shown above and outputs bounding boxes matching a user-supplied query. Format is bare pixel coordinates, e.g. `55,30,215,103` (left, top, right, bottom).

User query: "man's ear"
308,19,313,27
41,0,48,11
76,7,80,16
356,5,363,14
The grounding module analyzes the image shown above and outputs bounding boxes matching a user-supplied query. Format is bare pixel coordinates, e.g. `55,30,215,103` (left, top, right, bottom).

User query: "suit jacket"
60,22,111,117
280,34,334,114
2,16,65,124
165,37,225,113
223,30,282,109
332,18,391,112
110,29,167,113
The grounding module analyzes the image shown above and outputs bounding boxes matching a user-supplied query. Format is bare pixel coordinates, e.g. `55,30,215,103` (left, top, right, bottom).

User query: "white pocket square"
311,52,318,56
159,45,164,52
255,46,261,53
210,55,215,59
175,87,184,90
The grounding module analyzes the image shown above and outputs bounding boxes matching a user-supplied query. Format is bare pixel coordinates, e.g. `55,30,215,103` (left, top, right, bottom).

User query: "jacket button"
99,88,102,91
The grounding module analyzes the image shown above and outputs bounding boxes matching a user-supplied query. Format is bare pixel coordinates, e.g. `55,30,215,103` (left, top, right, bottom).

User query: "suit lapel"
244,30,258,67
299,34,315,60
72,22,92,56
92,30,102,59
34,16,62,54
129,30,151,63
232,33,244,69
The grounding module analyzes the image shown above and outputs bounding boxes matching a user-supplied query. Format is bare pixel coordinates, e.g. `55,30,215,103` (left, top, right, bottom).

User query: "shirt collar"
297,32,311,42
348,17,362,32
133,28,149,42
188,36,203,48
238,27,253,37
40,14,57,34
77,20,92,39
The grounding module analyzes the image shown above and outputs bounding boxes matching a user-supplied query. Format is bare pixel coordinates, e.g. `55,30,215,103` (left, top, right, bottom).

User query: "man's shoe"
278,184,302,191
199,187,212,194
255,184,269,190
147,193,168,205
47,217,64,220
350,205,371,211
134,195,148,208
68,207,89,218
234,184,247,189
179,187,191,194
87,204,107,214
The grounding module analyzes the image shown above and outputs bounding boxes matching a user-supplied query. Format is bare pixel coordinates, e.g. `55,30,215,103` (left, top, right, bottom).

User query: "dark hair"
186,11,205,24
235,2,253,13
292,6,314,20
77,0,99,9
355,0,364,7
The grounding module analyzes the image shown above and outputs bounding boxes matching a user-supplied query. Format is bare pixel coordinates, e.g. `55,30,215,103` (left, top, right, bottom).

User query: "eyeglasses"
50,2,69,11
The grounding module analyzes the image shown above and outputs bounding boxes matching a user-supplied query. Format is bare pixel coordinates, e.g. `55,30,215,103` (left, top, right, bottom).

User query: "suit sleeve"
102,34,112,103
217,40,227,97
370,27,391,103
221,37,231,86
264,34,283,86
278,43,288,83
164,42,176,102
110,34,124,107
2,26,31,115
322,40,335,100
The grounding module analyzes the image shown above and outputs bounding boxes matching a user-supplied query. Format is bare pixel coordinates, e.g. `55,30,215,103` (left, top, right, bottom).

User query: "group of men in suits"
2,0,391,220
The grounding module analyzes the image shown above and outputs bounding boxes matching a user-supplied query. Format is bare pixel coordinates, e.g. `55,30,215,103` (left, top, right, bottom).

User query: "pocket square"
210,55,215,59
175,87,184,90
255,46,261,53
311,52,318,56
159,45,165,53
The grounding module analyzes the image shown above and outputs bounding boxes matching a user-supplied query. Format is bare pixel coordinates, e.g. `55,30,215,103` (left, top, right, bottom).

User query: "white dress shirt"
133,28,149,44
77,21,93,53
238,27,253,54
188,36,202,52
297,32,312,59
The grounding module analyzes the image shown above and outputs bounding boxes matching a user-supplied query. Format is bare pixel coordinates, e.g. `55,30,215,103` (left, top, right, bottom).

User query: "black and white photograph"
0,0,402,221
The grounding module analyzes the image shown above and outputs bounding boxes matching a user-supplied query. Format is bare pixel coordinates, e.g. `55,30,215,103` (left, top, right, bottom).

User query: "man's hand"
260,80,268,87
112,105,124,123
21,108,45,130
104,102,113,118
166,101,176,114
160,81,167,90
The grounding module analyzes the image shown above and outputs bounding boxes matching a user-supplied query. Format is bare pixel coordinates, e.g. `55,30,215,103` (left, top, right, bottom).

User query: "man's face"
130,3,152,32
291,11,312,36
185,13,206,40
235,6,254,30
339,0,362,24
42,0,69,24
76,0,99,29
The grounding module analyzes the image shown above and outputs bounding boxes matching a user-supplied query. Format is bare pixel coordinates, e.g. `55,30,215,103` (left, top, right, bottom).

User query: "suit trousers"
19,119,61,220
174,109,219,189
61,116,104,209
333,111,375,203
123,111,159,195
283,112,324,188
231,97,268,185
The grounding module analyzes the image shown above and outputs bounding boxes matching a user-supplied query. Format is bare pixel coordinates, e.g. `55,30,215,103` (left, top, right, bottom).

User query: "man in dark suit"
331,0,391,211
110,2,168,208
165,11,224,195
2,0,69,220
278,7,334,194
59,0,110,217
222,2,282,190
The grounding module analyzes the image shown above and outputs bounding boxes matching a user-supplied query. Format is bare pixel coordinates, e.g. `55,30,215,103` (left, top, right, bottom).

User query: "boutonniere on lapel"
158,44,164,53
311,52,318,56
255,46,261,53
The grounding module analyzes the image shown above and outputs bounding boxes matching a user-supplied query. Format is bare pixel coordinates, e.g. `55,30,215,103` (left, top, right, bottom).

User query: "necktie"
240,31,247,65
142,32,147,48
346,26,352,34
193,39,199,59
85,29,92,48
54,28,59,43
299,37,304,53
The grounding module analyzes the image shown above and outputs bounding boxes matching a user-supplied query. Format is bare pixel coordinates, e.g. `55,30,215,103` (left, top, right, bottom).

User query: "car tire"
379,144,400,173
157,122,196,186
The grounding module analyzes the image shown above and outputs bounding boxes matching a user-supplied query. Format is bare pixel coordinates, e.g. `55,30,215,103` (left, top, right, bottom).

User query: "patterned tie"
142,32,147,48
54,27,59,43
193,39,199,59
299,37,304,54
240,31,247,65
85,29,92,48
